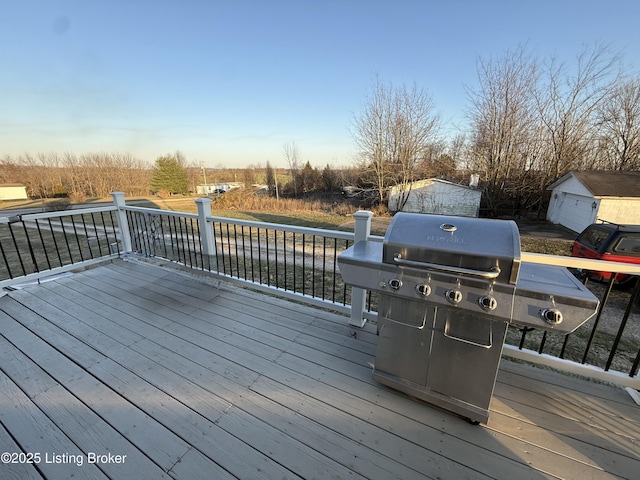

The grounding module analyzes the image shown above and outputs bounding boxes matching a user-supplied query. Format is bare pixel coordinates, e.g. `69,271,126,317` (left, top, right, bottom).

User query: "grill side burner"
338,213,599,424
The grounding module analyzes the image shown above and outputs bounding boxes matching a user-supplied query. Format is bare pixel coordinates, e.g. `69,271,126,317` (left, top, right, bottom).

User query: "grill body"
338,213,599,424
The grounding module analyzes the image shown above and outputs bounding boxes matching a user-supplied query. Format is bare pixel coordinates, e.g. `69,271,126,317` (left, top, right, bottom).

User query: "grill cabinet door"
375,295,436,387
426,309,508,412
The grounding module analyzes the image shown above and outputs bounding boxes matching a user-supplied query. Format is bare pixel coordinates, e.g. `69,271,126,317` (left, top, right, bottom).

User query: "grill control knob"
478,295,497,311
388,278,402,290
416,284,431,297
541,308,563,325
445,289,463,305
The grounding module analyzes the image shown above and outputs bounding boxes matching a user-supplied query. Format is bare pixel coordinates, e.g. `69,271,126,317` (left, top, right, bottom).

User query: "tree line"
0,150,357,201
351,43,640,216
466,44,640,216
0,152,151,200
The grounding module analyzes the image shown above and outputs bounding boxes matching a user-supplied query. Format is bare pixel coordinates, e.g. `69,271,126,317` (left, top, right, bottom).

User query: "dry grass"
129,190,391,231
521,237,572,256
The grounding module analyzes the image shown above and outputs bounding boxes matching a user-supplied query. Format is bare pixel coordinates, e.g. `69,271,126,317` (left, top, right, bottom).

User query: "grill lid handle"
392,254,501,280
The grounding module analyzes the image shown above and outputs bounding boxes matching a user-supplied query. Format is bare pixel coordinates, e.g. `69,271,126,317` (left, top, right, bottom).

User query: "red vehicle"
570,221,640,284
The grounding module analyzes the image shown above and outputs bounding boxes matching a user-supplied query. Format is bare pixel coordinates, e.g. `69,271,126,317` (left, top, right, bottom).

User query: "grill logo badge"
425,223,465,244
440,223,457,233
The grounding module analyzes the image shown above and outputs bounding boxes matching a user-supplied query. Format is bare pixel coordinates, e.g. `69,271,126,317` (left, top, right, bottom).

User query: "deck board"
0,340,171,480
1,257,638,479
0,422,44,480
0,364,108,480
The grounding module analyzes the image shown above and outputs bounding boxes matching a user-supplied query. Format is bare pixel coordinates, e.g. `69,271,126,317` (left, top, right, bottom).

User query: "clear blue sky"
2,0,639,168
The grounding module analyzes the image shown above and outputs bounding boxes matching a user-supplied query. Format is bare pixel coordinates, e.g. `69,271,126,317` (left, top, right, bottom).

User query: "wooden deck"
0,258,638,480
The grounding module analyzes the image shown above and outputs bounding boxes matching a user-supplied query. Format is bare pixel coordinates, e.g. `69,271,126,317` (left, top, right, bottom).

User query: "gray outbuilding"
388,177,482,217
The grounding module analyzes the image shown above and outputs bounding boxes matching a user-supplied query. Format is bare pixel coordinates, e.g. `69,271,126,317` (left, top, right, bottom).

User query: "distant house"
388,177,482,217
196,182,244,195
0,184,28,201
546,171,640,233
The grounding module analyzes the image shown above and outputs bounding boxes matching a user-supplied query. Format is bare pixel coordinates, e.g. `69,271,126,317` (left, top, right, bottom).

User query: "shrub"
44,198,71,212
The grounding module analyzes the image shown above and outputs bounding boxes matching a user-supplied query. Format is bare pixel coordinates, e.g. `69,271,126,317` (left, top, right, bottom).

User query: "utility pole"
200,162,207,193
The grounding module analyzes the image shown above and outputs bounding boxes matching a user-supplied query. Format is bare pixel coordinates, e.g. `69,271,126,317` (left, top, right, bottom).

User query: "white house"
0,184,28,200
196,182,244,195
388,178,482,217
546,171,640,233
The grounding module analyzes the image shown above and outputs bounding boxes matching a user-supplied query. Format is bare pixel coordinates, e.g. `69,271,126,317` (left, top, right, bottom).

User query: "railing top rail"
0,205,117,223
205,214,357,240
521,251,640,275
0,215,20,224
122,205,198,219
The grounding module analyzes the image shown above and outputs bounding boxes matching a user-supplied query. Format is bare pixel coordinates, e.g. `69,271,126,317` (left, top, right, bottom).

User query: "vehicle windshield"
577,226,611,251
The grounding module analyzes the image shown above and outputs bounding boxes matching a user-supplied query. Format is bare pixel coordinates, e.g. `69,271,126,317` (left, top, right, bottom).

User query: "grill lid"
383,213,521,284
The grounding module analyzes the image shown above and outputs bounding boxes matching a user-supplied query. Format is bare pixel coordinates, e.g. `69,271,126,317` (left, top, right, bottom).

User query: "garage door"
557,193,595,233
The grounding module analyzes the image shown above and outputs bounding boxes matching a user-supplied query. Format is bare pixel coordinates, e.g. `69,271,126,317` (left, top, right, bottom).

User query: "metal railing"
0,192,638,388
123,200,357,315
0,205,121,288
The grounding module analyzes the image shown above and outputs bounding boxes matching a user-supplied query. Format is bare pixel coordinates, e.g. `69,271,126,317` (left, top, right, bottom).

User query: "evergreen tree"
322,164,339,192
265,160,277,197
150,154,188,194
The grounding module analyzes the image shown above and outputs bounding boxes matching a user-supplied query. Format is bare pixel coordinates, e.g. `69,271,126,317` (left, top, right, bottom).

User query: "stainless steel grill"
338,213,599,424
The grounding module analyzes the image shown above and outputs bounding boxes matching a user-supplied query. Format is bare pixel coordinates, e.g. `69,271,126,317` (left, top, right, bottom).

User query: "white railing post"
349,210,373,327
111,192,132,253
195,197,216,270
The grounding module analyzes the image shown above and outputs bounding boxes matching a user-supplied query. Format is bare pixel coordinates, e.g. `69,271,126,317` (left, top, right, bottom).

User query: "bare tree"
447,133,468,170
282,141,301,196
38,152,66,197
596,76,640,170
466,46,539,215
466,43,624,217
352,77,441,207
534,43,621,179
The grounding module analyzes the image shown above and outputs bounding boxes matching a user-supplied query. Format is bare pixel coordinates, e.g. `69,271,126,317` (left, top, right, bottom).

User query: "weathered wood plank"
0,371,108,480
92,262,378,364
18,285,391,479
50,275,287,373
3,295,305,479
249,375,502,480
0,303,192,473
0,334,173,479
498,360,640,426
494,367,640,445
130,338,430,480
31,281,261,389
79,265,302,354
0,422,44,480
486,397,640,478
86,357,296,479
166,447,236,480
